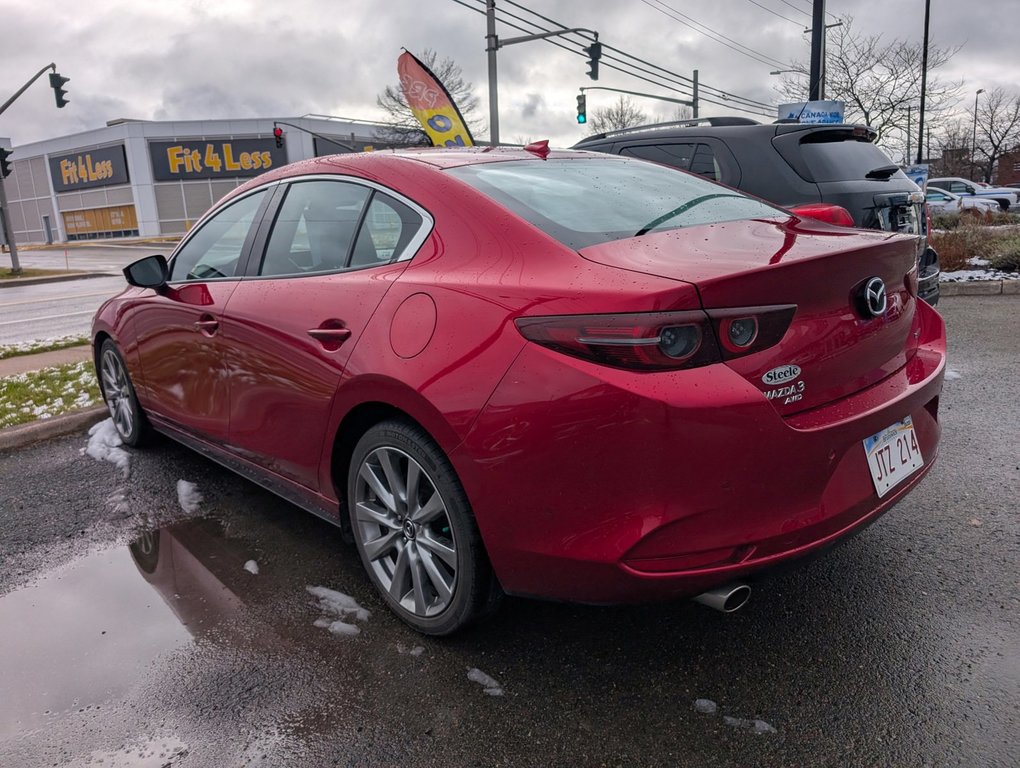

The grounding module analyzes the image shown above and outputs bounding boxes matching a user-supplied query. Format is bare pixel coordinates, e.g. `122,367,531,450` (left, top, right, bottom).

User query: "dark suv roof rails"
578,116,761,143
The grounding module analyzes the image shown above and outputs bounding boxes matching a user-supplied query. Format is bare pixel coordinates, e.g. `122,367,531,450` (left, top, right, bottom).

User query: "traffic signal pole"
485,0,598,145
1,62,69,274
0,174,20,274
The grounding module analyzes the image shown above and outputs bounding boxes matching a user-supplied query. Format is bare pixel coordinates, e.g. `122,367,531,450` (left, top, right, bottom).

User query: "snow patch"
397,643,426,657
307,585,370,636
83,418,131,477
467,667,504,696
243,559,259,575
723,715,777,734
941,268,1020,282
176,479,203,514
944,369,962,380
694,698,718,715
313,617,361,636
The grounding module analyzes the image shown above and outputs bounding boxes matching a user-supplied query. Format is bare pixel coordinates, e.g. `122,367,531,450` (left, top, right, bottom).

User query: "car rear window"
797,135,905,183
446,157,783,250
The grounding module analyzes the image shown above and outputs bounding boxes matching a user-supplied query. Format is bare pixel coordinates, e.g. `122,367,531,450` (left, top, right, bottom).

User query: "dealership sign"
49,145,130,192
149,138,286,181
778,100,845,124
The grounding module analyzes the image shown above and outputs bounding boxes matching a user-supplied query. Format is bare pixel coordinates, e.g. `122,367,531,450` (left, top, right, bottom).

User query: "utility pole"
486,0,500,146
692,69,699,118
808,0,825,101
484,0,598,145
906,105,912,164
916,0,931,165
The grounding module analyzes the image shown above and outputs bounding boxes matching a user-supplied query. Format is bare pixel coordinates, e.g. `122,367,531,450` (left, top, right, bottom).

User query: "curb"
939,280,1020,296
0,272,114,289
0,406,107,452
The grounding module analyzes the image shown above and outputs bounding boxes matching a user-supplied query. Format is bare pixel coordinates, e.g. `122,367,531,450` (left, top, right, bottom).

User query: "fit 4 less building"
1,115,388,244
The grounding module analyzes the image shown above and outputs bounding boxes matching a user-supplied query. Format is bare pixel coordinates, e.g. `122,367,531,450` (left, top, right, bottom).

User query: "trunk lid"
578,217,920,415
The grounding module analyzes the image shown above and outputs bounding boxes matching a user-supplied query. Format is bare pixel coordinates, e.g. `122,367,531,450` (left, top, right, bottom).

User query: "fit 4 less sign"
149,138,286,181
49,145,130,192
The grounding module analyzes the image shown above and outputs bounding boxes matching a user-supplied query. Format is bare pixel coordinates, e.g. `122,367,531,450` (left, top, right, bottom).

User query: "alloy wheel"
100,347,135,440
354,447,458,618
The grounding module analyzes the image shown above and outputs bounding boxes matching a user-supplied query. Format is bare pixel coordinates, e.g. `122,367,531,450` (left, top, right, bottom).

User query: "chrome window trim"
246,174,435,280
166,182,280,284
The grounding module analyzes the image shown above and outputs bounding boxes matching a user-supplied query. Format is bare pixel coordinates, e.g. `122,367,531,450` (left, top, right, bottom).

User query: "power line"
488,0,776,111
640,0,793,70
743,0,805,26
775,0,811,17
453,0,777,118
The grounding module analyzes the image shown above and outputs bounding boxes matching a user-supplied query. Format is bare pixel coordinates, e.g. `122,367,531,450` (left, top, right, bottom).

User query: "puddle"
0,546,192,739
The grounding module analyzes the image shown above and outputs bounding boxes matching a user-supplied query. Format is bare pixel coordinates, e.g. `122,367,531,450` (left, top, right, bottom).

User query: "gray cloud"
0,0,1016,149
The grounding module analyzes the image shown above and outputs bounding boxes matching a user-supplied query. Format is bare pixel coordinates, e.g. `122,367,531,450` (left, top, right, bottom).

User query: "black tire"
97,339,150,447
347,420,499,635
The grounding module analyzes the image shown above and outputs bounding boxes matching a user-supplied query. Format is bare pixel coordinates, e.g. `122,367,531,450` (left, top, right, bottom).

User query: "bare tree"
777,15,961,159
972,87,1020,182
375,49,484,146
587,96,648,135
930,120,974,178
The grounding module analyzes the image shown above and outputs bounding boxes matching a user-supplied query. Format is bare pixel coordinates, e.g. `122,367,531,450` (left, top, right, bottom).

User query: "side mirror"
124,254,169,290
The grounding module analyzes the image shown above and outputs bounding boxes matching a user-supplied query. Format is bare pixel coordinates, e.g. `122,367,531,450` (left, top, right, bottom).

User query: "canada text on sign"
49,145,130,192
149,138,287,181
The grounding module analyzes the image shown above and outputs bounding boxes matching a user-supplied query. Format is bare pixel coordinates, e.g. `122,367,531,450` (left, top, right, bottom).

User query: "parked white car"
925,188,1000,217
927,177,1016,211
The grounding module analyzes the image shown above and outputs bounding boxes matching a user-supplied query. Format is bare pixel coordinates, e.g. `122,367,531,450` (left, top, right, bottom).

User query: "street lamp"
971,88,985,181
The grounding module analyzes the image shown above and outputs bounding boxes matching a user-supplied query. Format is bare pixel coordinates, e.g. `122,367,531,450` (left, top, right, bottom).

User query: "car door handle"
307,326,352,350
194,316,219,336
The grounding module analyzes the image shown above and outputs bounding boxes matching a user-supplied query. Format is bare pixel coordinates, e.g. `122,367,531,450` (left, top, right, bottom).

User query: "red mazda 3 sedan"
92,147,946,634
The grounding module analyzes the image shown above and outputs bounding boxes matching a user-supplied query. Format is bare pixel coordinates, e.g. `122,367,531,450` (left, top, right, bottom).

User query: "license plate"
863,417,924,498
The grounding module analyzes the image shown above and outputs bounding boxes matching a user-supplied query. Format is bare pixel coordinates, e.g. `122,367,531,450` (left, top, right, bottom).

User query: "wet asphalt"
0,295,1017,768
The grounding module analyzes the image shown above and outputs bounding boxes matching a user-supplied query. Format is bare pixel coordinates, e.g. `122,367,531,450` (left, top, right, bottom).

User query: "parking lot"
0,294,1017,767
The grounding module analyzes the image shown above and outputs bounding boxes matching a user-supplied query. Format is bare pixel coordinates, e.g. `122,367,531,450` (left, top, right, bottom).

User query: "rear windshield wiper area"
865,164,900,180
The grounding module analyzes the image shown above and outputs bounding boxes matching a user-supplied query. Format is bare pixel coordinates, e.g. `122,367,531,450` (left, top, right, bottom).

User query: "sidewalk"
0,345,92,377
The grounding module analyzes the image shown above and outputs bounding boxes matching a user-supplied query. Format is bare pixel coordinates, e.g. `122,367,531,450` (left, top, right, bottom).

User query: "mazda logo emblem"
859,277,887,318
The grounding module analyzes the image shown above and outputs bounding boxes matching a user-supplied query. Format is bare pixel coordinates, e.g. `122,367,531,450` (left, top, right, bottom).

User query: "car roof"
574,120,877,147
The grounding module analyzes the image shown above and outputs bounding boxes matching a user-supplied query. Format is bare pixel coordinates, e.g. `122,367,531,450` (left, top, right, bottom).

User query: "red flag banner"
397,51,475,148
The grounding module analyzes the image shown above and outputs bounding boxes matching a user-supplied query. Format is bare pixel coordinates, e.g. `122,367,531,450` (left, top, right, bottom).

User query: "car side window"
169,190,266,282
260,180,371,276
349,192,425,268
620,143,698,171
689,144,720,181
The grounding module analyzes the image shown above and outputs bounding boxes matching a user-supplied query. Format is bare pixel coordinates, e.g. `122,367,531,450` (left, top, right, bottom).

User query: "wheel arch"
327,391,465,541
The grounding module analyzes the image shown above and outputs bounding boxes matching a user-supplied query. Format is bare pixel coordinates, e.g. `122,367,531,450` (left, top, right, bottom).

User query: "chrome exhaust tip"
693,583,751,613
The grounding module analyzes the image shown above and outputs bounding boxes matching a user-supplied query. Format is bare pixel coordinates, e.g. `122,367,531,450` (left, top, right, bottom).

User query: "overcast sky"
1,0,1016,149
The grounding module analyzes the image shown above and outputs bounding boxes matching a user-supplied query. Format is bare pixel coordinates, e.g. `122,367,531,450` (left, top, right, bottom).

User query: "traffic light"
576,94,587,124
584,42,602,81
0,148,11,179
273,126,284,148
49,71,70,109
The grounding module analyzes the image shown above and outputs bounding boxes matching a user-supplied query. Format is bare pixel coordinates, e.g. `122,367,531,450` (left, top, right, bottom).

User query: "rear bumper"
456,302,946,604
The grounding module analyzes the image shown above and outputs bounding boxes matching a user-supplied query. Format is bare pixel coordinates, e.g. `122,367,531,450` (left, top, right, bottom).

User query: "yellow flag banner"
397,51,475,148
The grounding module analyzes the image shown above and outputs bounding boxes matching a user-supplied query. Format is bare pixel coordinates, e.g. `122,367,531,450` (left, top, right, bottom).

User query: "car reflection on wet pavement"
1,296,1018,767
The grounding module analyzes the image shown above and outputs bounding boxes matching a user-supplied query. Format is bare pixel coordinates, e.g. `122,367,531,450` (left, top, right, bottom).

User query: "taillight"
788,203,857,227
515,305,796,371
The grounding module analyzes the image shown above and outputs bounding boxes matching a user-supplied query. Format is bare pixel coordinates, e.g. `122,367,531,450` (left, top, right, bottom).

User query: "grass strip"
0,268,74,281
0,360,103,429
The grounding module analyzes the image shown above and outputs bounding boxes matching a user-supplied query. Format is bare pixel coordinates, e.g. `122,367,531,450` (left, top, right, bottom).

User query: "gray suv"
574,118,939,305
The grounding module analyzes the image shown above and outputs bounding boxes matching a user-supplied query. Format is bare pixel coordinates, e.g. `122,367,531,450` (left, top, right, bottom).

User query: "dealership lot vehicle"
574,119,941,305
92,148,946,634
925,187,999,217
928,176,1017,211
